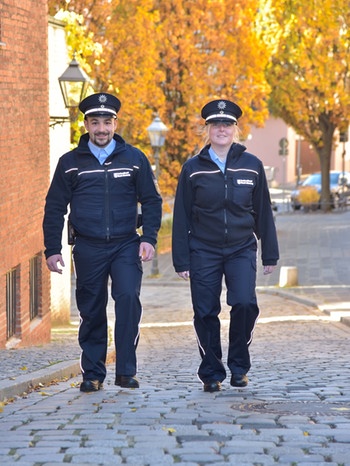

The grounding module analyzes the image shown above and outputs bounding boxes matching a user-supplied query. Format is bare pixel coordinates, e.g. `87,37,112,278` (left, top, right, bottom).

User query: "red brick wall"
0,1,51,347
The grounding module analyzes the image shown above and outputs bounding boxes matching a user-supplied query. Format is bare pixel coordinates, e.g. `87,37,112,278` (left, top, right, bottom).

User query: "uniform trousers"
189,236,259,384
72,235,142,383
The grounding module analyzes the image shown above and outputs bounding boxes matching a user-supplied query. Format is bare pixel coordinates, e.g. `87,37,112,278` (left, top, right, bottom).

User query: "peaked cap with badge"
79,93,121,118
201,99,242,125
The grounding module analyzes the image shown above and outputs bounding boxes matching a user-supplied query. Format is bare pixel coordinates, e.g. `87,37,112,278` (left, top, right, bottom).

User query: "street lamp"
59,55,90,110
296,134,303,186
50,55,90,126
147,115,168,276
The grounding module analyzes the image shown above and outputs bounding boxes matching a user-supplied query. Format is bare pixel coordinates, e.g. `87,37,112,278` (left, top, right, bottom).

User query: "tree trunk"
317,146,332,212
316,114,336,213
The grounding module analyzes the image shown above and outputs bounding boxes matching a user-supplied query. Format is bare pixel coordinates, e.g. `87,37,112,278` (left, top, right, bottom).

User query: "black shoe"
230,373,248,387
80,380,103,392
203,381,221,393
115,375,139,388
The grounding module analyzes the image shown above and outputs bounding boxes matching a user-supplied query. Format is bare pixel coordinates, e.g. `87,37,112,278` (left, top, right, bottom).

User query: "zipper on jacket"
224,173,228,242
105,168,110,240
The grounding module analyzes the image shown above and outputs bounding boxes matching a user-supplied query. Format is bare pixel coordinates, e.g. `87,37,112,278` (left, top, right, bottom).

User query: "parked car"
290,171,350,210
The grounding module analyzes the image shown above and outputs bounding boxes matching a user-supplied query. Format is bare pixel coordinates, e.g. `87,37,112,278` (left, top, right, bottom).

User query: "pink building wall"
244,117,297,187
245,117,350,187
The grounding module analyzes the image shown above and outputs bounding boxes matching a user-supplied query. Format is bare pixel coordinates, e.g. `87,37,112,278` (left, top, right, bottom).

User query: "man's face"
84,115,118,147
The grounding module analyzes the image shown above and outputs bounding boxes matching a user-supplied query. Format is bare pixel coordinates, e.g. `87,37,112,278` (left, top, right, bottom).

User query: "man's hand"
263,265,276,275
139,242,155,262
46,254,65,274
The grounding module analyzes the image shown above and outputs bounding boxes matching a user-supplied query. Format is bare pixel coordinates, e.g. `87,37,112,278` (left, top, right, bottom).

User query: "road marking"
139,314,345,328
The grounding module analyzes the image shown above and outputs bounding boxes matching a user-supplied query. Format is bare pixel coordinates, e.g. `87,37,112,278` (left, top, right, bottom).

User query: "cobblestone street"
1,210,350,465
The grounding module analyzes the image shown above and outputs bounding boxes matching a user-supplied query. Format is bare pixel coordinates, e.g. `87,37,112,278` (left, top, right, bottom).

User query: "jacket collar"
198,142,246,160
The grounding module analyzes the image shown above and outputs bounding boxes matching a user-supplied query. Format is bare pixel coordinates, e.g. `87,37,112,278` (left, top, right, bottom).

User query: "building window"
29,254,42,320
0,12,6,47
6,267,19,340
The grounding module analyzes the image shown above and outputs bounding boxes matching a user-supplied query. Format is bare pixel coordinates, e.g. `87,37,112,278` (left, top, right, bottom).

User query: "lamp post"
296,134,302,186
50,55,90,126
339,129,348,197
147,115,168,276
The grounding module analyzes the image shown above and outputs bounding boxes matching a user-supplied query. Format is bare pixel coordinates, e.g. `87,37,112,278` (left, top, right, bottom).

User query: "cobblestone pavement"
1,290,350,466
0,209,350,465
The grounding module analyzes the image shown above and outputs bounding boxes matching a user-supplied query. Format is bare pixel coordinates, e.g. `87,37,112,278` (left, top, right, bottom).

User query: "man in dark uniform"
43,93,162,392
172,99,279,392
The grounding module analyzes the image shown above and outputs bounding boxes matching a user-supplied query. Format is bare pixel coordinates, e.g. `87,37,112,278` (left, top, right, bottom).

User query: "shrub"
297,186,320,205
158,217,172,253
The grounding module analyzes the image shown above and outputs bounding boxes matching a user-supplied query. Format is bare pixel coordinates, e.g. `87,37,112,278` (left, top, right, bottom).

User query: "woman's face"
208,122,235,147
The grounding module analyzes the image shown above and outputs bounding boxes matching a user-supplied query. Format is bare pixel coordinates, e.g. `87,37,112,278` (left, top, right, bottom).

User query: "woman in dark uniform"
172,99,279,392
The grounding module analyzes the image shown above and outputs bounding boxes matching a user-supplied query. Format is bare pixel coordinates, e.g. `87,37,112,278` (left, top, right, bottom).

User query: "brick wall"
0,1,51,347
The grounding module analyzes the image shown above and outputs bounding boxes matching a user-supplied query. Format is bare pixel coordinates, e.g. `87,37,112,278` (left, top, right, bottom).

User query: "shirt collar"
209,146,225,172
88,138,116,164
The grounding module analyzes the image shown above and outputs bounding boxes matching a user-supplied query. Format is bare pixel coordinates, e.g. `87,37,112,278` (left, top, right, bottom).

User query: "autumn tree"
259,0,350,211
153,0,270,182
48,0,271,199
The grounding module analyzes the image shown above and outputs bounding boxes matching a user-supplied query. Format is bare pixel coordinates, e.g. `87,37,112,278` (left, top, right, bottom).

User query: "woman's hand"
263,265,276,275
177,271,190,280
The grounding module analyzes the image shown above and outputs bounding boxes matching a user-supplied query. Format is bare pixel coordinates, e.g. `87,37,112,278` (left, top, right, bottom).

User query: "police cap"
201,99,242,125
79,93,121,118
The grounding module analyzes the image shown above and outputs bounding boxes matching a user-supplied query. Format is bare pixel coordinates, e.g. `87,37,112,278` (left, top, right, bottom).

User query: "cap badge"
98,94,108,104
217,100,226,114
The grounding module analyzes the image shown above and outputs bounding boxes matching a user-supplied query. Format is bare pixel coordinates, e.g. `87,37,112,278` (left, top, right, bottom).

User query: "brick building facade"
0,1,51,348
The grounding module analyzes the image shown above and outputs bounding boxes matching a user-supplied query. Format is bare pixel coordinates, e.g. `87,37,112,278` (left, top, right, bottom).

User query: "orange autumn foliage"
260,0,350,210
49,0,270,201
